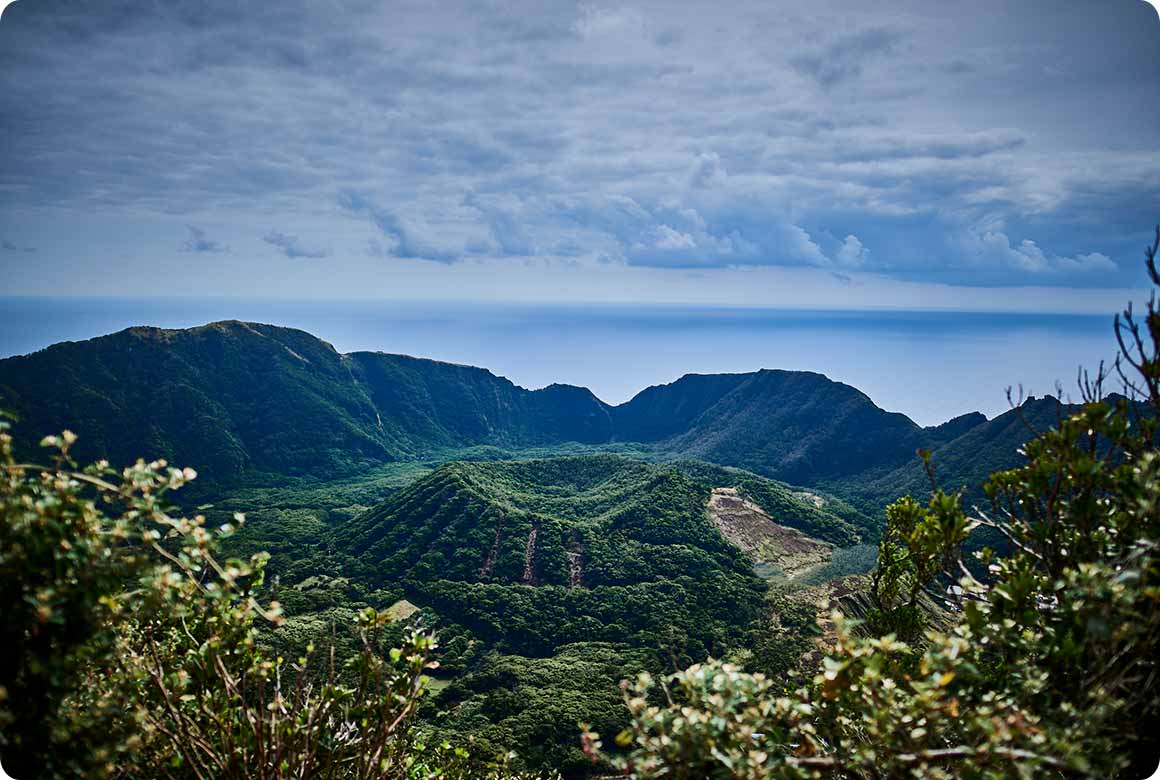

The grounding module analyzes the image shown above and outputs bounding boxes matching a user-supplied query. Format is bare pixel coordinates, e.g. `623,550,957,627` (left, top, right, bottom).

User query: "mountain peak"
0,320,989,488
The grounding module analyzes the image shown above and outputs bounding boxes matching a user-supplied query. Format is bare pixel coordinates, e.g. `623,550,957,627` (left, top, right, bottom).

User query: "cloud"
340,191,481,263
263,231,328,259
956,228,1117,274
463,191,536,256
1055,252,1117,272
181,226,228,253
2,239,35,253
652,225,697,250
827,129,1026,163
652,26,682,47
599,197,831,269
939,60,976,76
0,0,1154,293
572,5,641,40
366,238,388,258
835,235,870,266
790,27,903,88
689,151,726,189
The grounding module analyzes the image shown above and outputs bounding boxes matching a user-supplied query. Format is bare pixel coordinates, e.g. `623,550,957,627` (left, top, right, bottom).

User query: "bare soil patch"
707,487,833,579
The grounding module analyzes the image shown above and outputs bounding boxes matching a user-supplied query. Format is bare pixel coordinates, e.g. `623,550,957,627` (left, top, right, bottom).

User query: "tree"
0,422,523,780
584,228,1160,779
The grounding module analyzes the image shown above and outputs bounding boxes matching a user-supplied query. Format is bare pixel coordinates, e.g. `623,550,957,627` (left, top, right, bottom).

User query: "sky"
0,0,1158,309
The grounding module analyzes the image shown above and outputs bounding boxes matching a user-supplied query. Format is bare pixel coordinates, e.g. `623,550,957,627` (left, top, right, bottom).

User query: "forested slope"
0,321,388,478
0,322,615,481
825,395,1075,514
337,455,767,655
3,320,1060,517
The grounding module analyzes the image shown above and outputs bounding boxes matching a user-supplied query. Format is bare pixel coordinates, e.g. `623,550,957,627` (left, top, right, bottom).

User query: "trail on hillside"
521,525,538,585
565,537,583,589
479,511,505,579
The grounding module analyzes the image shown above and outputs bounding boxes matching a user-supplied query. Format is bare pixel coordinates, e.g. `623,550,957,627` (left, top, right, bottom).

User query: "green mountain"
623,369,934,484
323,452,876,772
926,410,990,447
665,459,875,545
336,455,768,655
347,352,614,453
0,322,613,481
196,450,870,774
610,372,751,441
5,320,1071,520
0,321,387,478
1,320,1070,775
826,395,1072,514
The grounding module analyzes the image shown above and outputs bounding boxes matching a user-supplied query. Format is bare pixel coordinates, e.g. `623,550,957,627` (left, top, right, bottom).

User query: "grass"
794,544,879,587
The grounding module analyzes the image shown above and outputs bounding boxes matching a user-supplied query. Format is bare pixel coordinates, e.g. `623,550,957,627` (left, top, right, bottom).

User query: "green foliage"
0,426,204,776
869,483,973,639
668,459,874,544
738,589,820,682
338,456,767,658
590,617,1090,780
433,643,662,776
584,231,1160,779
792,544,878,587
0,425,535,780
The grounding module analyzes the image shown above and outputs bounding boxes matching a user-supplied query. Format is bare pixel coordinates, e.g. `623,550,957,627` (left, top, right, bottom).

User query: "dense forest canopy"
2,236,1159,778
0,324,1040,495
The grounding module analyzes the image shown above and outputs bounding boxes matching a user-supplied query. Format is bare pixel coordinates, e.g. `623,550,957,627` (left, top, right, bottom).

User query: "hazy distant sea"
0,297,1116,427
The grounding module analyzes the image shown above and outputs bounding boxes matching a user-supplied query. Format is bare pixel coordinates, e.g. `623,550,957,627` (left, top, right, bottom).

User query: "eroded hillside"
707,487,834,579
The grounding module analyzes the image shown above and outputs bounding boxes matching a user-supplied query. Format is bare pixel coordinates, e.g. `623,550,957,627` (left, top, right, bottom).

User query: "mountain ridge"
2,319,966,418
0,319,1041,507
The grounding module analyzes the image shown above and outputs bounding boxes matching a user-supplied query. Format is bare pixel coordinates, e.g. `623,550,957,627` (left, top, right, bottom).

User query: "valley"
0,320,1064,775
0,320,1050,496
193,451,879,772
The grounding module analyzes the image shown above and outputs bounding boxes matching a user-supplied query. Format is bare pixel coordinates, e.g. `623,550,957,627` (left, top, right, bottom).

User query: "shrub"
583,229,1160,779
0,422,524,780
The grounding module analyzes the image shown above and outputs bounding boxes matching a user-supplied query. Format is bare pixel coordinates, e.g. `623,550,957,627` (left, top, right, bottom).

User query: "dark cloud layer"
0,0,1158,292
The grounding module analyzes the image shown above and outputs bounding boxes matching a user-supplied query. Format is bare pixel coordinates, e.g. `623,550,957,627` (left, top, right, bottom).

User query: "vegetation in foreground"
0,424,543,780
583,232,1160,778
2,236,1159,778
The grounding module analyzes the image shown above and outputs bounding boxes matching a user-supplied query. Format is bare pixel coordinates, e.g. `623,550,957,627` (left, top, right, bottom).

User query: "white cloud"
572,5,641,40
834,234,870,266
1054,252,1116,273
689,151,726,189
1,0,1154,294
653,225,697,250
263,231,328,260
958,229,1117,274
181,226,228,254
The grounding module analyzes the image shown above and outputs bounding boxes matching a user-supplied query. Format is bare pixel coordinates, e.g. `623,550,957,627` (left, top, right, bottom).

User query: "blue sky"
0,0,1158,310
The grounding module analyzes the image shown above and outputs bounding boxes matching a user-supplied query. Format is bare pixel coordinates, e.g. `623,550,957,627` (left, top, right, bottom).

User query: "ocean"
0,297,1117,427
